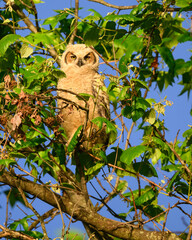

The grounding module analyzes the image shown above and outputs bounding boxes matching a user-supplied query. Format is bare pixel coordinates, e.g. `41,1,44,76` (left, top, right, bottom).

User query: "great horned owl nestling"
57,44,110,151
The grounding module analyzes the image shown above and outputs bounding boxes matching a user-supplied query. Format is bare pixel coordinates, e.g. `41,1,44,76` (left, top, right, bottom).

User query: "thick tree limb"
0,225,35,240
0,170,181,240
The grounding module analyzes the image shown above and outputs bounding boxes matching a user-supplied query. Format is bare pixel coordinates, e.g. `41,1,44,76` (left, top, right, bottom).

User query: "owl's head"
61,44,99,73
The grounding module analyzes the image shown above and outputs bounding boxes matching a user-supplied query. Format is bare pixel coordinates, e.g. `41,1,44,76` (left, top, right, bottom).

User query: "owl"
57,44,110,151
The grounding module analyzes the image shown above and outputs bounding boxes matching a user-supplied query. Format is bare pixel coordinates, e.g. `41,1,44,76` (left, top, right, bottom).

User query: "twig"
30,0,40,32
187,214,192,240
88,0,138,10
173,130,180,148
154,126,192,178
5,188,12,227
69,0,79,44
17,0,33,9
0,225,35,240
161,203,170,240
95,176,120,211
23,202,58,234
125,122,134,149
16,183,49,240
90,47,123,76
88,0,186,12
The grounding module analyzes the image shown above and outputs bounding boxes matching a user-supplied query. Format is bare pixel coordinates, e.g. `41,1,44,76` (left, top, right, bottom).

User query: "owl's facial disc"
65,52,77,64
84,52,96,65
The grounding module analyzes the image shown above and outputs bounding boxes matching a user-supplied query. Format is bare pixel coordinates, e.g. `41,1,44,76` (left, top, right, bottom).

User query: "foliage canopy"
0,0,192,239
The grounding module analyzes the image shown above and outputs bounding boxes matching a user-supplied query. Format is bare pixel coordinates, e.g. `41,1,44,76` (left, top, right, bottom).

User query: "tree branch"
69,0,79,44
87,0,189,12
0,170,182,240
88,0,138,10
0,225,35,240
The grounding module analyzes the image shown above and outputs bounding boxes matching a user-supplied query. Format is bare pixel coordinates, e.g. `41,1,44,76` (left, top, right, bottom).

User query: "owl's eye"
84,54,91,61
70,55,77,59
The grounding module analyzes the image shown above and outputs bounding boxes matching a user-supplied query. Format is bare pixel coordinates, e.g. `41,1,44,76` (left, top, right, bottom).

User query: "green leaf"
176,0,192,7
20,43,33,58
119,86,130,100
88,9,103,19
15,138,46,150
134,187,157,206
9,215,34,230
52,143,66,165
33,0,44,3
52,69,66,78
92,117,117,134
175,181,191,195
117,180,128,193
122,97,150,121
61,183,75,189
131,79,149,90
104,14,141,22
92,117,117,144
120,146,146,165
9,152,26,159
19,231,44,239
84,27,100,46
67,125,83,152
144,108,156,125
156,46,175,70
43,16,59,28
0,48,15,71
133,161,158,177
166,172,180,192
118,72,128,80
151,148,161,165
161,164,182,172
151,29,162,45
31,32,55,45
0,34,20,56
85,162,104,176
143,205,165,222
78,93,93,101
0,159,16,167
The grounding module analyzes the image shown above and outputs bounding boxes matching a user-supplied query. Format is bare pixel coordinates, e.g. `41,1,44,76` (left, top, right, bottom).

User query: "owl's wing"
91,73,110,120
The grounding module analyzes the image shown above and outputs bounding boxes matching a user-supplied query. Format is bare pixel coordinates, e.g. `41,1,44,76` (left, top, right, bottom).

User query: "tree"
0,0,192,239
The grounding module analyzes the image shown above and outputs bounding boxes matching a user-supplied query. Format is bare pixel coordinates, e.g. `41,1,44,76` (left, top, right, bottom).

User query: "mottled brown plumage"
57,44,110,151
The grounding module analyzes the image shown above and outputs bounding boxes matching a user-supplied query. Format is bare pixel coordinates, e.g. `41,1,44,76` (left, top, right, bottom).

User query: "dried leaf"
4,75,11,88
35,115,42,125
11,112,22,130
19,90,26,99
5,93,11,105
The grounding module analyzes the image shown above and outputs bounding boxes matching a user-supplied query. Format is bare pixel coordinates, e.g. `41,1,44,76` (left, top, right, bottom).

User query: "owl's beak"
77,58,84,67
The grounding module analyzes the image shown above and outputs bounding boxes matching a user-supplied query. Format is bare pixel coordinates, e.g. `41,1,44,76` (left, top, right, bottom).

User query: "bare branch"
69,0,79,44
88,0,138,10
187,214,192,240
88,0,189,12
28,208,59,231
154,126,192,178
0,225,35,240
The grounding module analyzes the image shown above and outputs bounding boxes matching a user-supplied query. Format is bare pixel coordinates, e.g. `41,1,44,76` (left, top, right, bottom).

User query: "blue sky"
0,0,192,238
